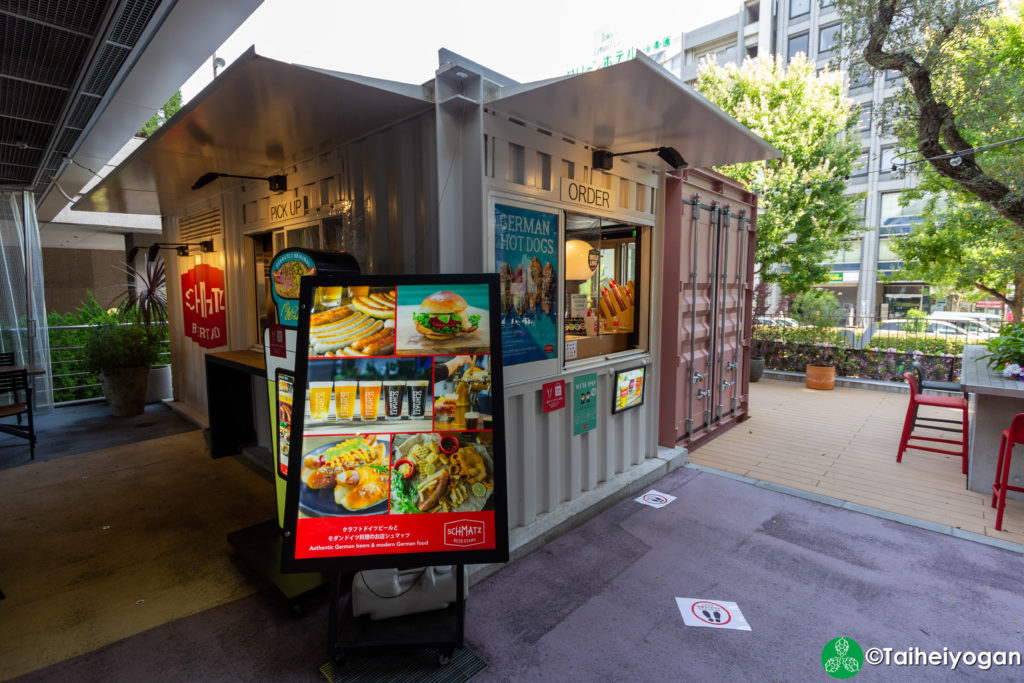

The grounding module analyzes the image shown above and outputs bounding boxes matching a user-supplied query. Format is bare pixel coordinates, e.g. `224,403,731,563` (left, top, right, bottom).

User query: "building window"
791,0,811,19
849,63,873,91
851,151,869,179
820,0,834,7
853,197,867,224
564,212,649,363
857,104,872,132
879,146,902,177
830,239,863,265
879,192,926,236
746,44,758,59
746,2,760,23
788,32,809,61
818,23,841,55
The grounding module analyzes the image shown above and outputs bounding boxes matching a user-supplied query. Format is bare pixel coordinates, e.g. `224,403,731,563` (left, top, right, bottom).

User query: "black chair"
0,367,35,459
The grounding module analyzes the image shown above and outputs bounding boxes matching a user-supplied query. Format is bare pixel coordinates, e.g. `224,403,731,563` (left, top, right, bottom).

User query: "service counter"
205,350,268,458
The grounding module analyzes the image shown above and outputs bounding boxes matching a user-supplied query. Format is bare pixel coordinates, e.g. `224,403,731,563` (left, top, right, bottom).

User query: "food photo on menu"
432,354,493,432
390,432,495,514
298,434,392,517
303,357,433,435
394,284,491,356
308,285,397,357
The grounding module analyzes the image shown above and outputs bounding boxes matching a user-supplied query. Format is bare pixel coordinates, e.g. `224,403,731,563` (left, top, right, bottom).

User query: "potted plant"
984,322,1024,380
110,256,170,403
84,318,162,416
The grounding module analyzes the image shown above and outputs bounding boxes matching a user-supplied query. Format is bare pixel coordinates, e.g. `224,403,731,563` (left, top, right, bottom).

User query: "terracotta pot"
100,366,151,416
805,364,835,390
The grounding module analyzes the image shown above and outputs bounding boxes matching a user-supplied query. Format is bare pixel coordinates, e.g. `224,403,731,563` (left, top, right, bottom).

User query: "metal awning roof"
74,48,432,215
486,53,778,169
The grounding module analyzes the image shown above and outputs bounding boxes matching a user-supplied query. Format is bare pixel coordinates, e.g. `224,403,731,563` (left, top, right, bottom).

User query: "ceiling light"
592,146,687,171
191,172,287,192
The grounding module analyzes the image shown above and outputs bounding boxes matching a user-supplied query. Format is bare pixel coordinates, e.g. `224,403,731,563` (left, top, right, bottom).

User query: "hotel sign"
561,177,616,211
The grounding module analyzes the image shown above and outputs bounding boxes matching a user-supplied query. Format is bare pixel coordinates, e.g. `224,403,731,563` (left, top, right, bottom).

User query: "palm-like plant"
110,256,167,327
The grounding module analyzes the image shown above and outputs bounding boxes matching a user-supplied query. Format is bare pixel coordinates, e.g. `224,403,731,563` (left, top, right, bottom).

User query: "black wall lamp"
592,146,687,171
145,240,215,261
191,171,287,192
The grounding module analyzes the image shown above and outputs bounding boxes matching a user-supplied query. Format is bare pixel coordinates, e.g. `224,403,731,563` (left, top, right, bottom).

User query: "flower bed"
752,325,960,383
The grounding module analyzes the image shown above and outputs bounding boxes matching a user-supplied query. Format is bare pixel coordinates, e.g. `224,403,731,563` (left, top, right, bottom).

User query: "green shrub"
984,323,1024,369
83,321,162,373
865,333,965,356
788,289,844,326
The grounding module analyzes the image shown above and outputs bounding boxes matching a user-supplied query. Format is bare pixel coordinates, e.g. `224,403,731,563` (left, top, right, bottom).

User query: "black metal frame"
611,366,646,414
0,367,35,459
281,273,509,574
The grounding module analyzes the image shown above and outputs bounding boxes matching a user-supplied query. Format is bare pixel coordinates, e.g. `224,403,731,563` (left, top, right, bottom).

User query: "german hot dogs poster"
283,274,509,572
494,202,558,366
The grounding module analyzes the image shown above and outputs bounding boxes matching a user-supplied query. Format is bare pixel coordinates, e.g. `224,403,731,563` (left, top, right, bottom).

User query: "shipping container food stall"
75,47,776,568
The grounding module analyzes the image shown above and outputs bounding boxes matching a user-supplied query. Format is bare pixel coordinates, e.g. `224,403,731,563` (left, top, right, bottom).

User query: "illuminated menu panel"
283,275,508,572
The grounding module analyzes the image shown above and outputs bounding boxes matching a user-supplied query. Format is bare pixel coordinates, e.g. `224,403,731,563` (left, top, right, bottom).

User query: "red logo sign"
542,379,565,413
181,264,227,349
268,324,287,358
444,519,486,547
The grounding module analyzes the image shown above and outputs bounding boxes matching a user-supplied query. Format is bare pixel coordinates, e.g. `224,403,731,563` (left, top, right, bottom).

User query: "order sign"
282,273,509,573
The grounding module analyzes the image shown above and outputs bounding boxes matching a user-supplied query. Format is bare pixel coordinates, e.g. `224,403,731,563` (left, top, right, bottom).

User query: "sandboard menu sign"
282,273,509,572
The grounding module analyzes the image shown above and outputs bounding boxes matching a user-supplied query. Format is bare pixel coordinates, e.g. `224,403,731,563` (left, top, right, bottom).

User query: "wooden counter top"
206,349,266,376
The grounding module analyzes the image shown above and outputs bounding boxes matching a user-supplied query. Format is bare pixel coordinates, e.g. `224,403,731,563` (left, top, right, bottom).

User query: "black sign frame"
281,273,509,574
611,365,646,414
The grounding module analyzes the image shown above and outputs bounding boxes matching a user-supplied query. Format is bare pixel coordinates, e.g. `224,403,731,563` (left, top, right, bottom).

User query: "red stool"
991,413,1024,531
897,372,969,474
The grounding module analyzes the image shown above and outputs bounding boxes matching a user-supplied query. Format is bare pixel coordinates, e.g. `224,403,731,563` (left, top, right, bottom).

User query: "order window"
563,211,648,362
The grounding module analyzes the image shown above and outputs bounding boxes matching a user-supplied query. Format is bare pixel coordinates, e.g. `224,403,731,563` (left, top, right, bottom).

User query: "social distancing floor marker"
676,598,751,631
635,490,676,508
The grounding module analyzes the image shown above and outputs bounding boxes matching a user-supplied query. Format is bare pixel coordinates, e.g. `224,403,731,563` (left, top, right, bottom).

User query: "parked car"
929,311,1003,330
928,315,999,338
874,318,993,340
754,316,800,327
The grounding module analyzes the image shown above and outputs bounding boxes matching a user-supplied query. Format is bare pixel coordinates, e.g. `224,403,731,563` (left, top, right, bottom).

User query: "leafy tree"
834,0,1024,321
788,288,844,326
696,54,864,294
137,91,182,138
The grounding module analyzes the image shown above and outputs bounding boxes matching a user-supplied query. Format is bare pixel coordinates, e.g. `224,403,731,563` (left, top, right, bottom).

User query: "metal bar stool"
991,413,1024,531
897,371,969,474
910,360,968,434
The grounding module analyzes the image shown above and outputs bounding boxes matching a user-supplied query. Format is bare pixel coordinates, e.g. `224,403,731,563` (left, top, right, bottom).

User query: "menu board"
612,366,645,414
282,274,509,572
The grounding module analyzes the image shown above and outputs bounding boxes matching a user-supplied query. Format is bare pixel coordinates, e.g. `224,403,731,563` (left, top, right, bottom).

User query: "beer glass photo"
407,380,429,418
383,380,406,419
359,381,383,420
318,286,343,309
335,380,357,420
308,381,332,421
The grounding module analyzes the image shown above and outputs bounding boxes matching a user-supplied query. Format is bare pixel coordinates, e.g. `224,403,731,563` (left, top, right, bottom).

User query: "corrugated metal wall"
483,111,665,530
659,169,757,449
164,111,438,421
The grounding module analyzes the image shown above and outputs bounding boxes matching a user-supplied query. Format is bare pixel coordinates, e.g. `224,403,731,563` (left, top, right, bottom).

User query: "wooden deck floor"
687,379,1024,547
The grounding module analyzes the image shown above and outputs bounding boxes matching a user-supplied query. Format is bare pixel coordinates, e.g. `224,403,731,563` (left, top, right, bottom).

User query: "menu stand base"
327,564,466,665
227,519,325,614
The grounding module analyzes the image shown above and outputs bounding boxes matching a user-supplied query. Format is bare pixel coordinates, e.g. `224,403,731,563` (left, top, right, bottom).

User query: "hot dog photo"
298,434,392,517
389,432,494,514
309,285,397,357
394,284,491,356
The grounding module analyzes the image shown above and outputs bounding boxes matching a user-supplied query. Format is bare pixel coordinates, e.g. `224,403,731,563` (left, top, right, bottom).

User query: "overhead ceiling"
0,0,165,195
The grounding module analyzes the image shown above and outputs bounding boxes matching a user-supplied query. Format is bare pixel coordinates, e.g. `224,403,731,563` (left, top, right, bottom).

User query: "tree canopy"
137,91,182,139
696,54,864,294
834,0,1024,319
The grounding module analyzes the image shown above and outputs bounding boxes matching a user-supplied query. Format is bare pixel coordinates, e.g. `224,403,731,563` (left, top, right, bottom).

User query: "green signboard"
573,373,598,436
824,273,844,282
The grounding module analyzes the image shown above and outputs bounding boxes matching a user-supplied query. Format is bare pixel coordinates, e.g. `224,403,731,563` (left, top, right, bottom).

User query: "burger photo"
412,291,481,341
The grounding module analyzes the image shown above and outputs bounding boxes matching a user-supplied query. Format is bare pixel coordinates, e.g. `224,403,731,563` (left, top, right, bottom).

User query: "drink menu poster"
282,274,509,572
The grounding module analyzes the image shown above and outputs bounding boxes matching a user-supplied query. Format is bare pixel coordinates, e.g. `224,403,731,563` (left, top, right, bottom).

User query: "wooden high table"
962,345,1024,499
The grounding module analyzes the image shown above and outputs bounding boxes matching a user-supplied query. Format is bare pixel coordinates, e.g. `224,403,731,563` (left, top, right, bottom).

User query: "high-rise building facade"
657,0,929,318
